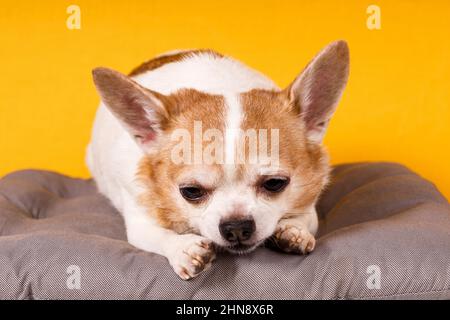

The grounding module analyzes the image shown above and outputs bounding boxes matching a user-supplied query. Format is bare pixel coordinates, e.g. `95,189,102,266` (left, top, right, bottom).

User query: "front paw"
273,220,316,254
167,234,216,280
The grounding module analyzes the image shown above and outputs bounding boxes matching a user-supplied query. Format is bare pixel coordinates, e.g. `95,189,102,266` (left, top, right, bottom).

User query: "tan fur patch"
129,49,223,77
136,89,226,233
240,89,330,210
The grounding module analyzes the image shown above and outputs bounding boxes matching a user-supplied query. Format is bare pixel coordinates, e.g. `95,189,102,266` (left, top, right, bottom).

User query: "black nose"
219,219,256,243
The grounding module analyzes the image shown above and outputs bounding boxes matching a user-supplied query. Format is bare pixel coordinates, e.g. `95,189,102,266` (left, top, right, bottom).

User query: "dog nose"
219,219,256,242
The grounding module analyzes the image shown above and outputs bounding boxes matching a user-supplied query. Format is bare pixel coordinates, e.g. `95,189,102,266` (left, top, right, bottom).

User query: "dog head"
92,41,349,253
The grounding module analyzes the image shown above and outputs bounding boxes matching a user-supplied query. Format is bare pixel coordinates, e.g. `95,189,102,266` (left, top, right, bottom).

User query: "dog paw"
273,221,316,254
167,234,216,280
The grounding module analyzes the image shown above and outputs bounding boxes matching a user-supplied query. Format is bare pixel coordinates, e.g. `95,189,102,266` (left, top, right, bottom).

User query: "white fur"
224,94,243,168
133,52,277,95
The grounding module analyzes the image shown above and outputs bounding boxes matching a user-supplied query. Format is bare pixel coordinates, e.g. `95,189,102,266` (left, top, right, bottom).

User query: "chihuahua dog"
87,41,349,280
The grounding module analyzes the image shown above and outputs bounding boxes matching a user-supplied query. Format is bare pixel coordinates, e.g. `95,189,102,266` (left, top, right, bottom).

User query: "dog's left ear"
287,40,349,143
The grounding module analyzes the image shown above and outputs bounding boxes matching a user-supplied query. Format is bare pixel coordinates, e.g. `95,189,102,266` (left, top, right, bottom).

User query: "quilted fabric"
0,162,449,299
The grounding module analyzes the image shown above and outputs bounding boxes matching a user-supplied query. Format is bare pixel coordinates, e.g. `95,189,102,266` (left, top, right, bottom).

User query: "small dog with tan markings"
87,41,349,280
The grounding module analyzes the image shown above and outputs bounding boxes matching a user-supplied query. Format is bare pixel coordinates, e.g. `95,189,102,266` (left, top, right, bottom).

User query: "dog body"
87,43,349,279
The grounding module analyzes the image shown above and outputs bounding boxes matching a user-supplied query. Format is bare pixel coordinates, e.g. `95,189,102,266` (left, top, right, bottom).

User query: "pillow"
0,162,449,299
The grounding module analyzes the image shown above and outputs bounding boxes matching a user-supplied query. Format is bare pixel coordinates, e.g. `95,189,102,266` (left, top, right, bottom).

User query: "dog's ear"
286,40,349,143
92,67,169,152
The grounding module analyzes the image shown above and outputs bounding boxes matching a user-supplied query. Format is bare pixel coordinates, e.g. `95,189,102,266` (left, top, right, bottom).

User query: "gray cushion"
0,163,449,299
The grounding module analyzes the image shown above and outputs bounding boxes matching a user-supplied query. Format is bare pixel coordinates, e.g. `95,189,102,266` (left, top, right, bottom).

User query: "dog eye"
261,177,290,193
179,186,207,202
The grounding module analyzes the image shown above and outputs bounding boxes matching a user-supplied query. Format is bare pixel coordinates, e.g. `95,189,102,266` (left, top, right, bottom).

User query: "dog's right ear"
92,67,169,152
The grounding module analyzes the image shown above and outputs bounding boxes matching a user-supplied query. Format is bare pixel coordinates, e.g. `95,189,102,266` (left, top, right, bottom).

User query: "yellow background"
1,0,449,199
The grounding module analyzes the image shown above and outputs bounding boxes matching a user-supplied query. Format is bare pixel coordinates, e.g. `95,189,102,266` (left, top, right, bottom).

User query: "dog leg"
272,207,318,254
122,198,215,280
